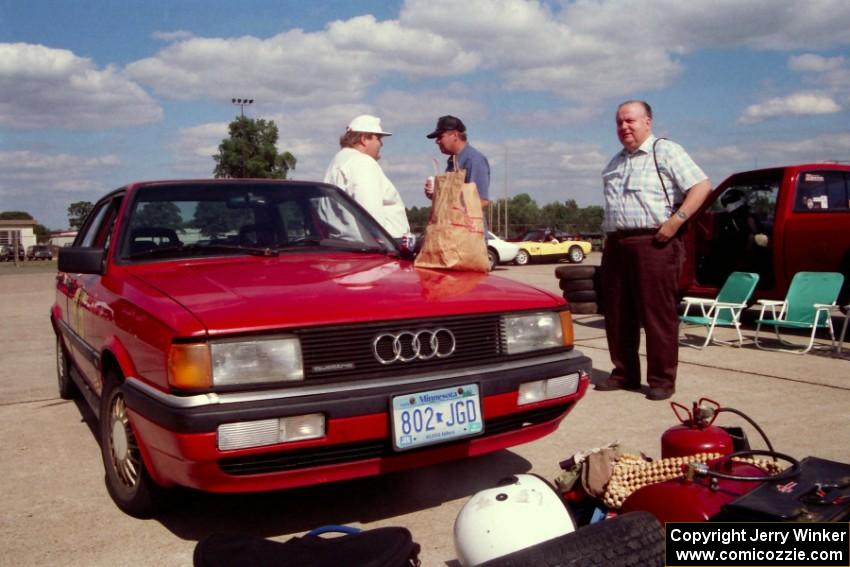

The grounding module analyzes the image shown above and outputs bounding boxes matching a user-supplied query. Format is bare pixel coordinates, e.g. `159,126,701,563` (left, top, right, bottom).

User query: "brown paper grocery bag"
414,169,489,272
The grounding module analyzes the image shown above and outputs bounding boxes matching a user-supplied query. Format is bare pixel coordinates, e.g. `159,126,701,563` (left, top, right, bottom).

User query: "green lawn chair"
679,272,760,349
754,271,844,354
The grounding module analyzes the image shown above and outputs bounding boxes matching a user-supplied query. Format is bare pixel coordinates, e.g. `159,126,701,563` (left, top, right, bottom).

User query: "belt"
606,228,658,239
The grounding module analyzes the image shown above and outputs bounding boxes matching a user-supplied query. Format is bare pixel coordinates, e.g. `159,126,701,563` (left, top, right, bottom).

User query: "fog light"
217,414,325,450
517,373,580,406
518,381,546,405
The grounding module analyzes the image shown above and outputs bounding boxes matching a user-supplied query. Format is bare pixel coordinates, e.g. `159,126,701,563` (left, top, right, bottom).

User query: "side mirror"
58,247,106,275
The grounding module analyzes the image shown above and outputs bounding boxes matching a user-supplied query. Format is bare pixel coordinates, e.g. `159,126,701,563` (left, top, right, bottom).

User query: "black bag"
194,525,420,567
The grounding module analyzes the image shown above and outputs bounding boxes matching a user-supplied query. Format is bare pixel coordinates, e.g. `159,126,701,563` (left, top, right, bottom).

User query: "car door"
62,195,123,396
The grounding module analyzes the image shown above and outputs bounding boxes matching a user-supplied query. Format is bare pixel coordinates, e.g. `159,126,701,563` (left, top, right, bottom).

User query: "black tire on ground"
567,245,585,264
480,511,664,567
565,290,597,303
559,278,594,292
56,337,79,400
100,370,166,518
555,265,597,280
593,268,604,312
566,301,599,315
487,248,498,271
515,249,530,266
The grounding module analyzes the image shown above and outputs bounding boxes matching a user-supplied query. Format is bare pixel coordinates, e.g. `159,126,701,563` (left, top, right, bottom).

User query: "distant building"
49,230,78,248
0,219,37,250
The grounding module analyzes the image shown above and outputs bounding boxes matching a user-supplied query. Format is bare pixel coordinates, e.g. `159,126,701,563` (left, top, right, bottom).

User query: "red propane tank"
661,398,733,459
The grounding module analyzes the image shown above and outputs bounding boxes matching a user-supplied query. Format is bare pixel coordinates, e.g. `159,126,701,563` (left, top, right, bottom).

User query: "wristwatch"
675,210,688,221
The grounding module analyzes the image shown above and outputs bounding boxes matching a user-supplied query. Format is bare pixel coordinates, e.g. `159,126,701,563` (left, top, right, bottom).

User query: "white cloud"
506,105,602,128
738,92,841,124
789,53,850,92
168,122,229,174
0,43,163,129
374,86,487,127
0,150,121,228
126,17,478,106
152,30,194,42
789,54,845,73
0,150,121,184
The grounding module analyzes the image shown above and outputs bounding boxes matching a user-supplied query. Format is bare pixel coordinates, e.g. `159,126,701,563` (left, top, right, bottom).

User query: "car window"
711,180,779,231
794,171,849,212
119,182,394,261
77,197,123,248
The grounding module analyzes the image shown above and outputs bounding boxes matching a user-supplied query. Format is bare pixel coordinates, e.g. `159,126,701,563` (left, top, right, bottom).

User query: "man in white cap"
324,114,410,238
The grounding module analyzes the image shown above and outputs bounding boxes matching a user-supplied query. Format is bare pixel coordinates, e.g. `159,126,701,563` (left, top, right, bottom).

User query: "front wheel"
487,248,498,271
515,249,530,265
100,373,165,518
568,246,585,263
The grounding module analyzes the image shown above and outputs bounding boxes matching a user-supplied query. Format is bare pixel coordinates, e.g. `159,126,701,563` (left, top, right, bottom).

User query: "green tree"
34,224,50,241
67,201,94,230
575,205,604,233
405,206,431,233
0,211,33,220
213,117,297,179
132,202,183,231
506,193,540,237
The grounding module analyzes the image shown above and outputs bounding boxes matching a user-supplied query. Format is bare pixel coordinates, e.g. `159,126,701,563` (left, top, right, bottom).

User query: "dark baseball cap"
426,115,466,138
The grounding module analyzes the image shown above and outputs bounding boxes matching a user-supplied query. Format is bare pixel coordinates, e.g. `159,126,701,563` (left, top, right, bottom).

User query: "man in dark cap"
424,115,490,209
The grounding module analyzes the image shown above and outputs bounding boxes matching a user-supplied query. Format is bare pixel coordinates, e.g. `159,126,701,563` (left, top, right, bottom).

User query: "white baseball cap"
347,114,392,136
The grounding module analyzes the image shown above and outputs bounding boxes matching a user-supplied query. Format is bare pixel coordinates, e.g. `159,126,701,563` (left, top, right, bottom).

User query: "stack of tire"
555,265,602,315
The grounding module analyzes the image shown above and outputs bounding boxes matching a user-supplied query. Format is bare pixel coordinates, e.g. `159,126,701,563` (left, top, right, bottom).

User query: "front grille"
297,314,503,382
218,403,573,476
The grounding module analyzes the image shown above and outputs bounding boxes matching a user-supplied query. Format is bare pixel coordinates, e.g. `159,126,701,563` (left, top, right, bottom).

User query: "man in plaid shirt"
595,100,712,401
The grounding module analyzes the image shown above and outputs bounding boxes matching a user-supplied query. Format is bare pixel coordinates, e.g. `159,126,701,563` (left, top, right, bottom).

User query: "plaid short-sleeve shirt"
601,135,707,232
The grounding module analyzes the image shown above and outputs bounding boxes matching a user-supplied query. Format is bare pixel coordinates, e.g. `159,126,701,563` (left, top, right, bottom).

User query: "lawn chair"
679,272,760,349
754,272,844,354
838,304,850,355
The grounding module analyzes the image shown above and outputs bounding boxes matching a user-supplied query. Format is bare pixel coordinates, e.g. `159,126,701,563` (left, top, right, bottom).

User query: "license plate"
391,384,483,451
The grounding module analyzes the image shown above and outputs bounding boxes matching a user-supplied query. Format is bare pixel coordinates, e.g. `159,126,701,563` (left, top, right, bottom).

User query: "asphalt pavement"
1,258,848,566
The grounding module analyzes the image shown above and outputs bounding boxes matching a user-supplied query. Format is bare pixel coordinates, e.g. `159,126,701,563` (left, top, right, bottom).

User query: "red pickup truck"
683,163,850,303
52,179,591,517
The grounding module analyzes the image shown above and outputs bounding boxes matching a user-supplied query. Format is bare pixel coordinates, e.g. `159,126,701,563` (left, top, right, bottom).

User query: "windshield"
119,181,396,261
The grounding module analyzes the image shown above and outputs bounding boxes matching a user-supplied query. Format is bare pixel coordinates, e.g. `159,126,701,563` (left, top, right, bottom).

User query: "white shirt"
323,148,410,238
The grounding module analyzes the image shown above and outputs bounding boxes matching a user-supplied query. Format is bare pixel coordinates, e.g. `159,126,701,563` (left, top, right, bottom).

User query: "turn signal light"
168,343,212,389
559,311,574,347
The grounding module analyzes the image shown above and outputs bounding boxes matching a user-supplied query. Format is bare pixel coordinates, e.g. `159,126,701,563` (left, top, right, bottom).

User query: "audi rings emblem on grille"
372,328,456,365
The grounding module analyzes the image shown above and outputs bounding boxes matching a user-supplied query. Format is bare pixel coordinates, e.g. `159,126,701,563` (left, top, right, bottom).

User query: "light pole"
231,98,254,117
231,98,254,177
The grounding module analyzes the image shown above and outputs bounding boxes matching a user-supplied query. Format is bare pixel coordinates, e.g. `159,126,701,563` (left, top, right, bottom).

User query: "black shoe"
645,388,674,401
595,378,640,392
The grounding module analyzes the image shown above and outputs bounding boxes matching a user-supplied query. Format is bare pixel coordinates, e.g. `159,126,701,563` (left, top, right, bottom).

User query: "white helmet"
454,474,576,566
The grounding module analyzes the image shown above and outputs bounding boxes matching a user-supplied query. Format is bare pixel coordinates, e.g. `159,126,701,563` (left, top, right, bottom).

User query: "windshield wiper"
127,242,278,259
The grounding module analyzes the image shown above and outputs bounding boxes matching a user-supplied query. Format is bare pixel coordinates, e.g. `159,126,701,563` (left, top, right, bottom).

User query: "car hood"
127,253,562,335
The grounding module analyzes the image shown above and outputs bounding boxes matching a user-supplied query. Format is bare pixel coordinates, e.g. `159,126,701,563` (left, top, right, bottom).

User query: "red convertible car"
53,180,591,517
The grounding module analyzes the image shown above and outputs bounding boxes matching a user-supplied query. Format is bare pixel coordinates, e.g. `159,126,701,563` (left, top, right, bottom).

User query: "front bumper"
124,350,592,492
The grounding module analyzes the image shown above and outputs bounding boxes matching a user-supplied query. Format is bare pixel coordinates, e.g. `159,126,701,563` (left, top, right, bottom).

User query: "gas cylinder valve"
684,461,709,482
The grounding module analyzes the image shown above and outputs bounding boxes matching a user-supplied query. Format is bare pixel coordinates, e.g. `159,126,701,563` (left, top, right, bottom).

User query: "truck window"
794,171,849,211
695,176,779,289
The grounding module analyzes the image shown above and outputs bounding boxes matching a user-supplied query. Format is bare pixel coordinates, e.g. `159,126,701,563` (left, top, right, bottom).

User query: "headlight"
503,312,569,354
211,336,303,386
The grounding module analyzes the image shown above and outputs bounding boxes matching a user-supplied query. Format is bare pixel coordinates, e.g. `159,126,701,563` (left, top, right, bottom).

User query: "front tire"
100,373,163,518
515,249,530,265
487,248,498,271
568,245,585,263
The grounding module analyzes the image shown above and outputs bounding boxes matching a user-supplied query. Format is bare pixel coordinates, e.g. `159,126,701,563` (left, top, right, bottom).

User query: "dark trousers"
601,233,684,391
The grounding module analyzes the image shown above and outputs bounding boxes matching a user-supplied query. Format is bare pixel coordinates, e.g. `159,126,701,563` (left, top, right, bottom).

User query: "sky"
2,0,850,230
